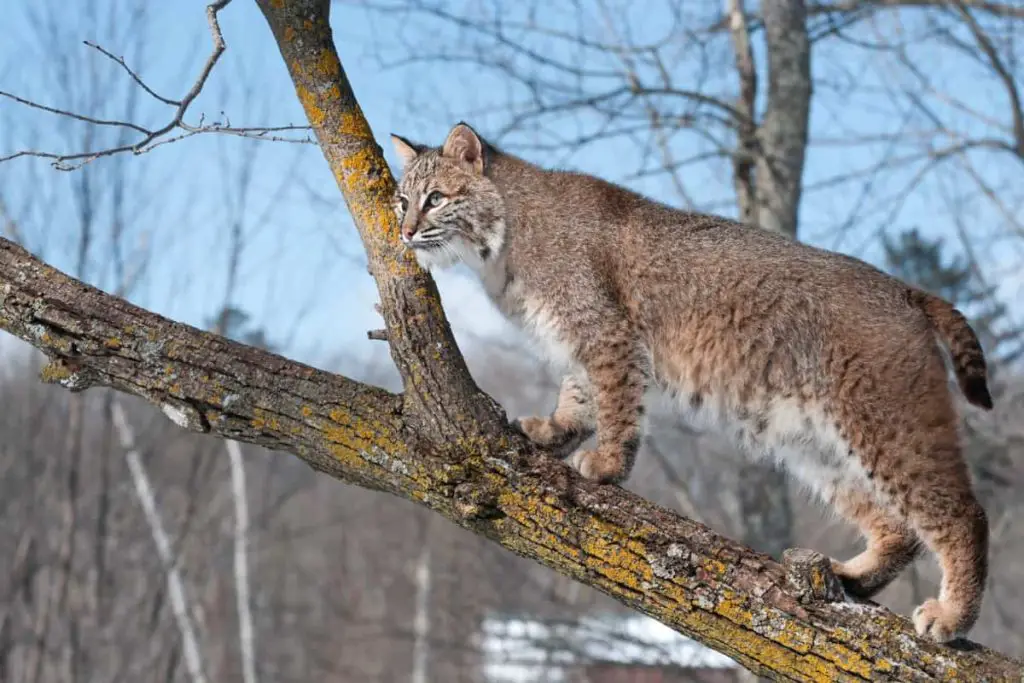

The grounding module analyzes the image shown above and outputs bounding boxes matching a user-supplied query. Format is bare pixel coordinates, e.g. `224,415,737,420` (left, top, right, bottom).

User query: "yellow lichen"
321,408,406,461
39,362,73,383
296,86,325,127
283,26,295,42
338,110,373,139
104,337,122,349
316,49,341,78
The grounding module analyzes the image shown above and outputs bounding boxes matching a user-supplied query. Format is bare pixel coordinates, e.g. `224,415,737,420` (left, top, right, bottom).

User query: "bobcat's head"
390,123,506,270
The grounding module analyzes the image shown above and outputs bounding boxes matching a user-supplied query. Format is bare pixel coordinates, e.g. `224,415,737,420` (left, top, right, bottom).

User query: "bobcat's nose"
401,224,417,243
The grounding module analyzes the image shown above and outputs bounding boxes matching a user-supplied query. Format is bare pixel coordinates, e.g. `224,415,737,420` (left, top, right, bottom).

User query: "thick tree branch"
2,236,1022,680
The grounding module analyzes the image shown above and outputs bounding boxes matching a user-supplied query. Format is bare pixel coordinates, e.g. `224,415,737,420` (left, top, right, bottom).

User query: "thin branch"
951,1,1024,158
0,89,150,135
810,0,1024,20
131,0,233,150
83,40,180,106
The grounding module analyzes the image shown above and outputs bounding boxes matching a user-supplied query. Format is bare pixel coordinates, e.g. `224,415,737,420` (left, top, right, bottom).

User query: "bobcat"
389,122,992,643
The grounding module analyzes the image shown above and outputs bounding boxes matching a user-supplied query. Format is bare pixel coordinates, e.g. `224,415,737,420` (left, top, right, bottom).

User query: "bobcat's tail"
912,289,993,410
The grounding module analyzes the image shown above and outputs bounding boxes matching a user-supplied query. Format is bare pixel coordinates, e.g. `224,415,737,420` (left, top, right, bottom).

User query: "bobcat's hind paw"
912,598,963,643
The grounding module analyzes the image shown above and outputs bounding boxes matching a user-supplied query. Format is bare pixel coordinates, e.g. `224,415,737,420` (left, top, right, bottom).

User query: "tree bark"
0,1,1021,680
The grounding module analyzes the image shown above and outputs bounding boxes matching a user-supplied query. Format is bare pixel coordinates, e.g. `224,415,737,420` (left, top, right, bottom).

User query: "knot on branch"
782,548,845,604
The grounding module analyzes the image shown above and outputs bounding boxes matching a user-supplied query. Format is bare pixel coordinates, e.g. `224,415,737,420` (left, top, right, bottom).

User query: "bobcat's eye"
426,191,445,209
398,195,409,213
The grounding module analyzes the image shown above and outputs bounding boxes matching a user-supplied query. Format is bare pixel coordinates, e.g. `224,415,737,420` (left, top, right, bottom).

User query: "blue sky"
1,0,1020,371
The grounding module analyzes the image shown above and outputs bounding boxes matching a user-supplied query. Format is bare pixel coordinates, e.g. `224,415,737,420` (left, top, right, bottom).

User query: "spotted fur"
390,123,993,643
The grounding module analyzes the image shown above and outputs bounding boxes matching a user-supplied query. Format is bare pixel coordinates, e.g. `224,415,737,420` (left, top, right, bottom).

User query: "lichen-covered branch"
2,240,1022,682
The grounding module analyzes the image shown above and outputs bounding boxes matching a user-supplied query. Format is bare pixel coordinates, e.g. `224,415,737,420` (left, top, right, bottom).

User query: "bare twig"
0,0,313,170
83,40,180,106
951,2,1024,158
132,0,235,151
811,0,1024,20
0,89,150,135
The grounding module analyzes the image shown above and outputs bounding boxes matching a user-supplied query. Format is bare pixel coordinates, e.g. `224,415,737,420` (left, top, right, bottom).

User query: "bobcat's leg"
904,455,988,642
514,374,595,458
566,325,646,484
829,487,922,599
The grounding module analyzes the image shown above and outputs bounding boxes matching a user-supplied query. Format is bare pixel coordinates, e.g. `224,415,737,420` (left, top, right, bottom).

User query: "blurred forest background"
0,0,1022,681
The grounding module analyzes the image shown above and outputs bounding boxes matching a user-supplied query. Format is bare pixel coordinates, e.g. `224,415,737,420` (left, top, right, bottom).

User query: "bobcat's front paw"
568,449,627,484
512,416,586,458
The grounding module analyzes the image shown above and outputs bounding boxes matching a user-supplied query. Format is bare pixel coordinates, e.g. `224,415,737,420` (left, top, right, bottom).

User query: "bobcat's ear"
441,122,484,175
390,134,425,168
